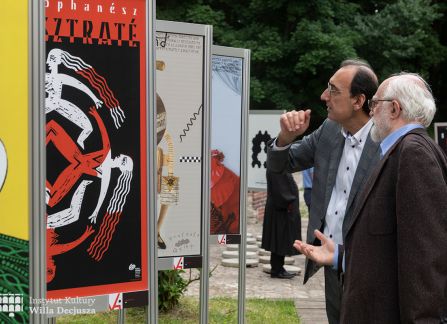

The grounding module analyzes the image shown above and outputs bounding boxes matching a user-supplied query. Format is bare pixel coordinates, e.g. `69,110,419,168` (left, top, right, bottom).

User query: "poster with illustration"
0,1,30,322
435,123,447,157
210,55,243,235
45,0,147,298
156,22,209,257
248,110,283,191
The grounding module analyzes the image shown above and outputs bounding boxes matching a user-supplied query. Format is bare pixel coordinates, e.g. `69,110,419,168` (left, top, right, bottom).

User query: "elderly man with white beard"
294,73,447,324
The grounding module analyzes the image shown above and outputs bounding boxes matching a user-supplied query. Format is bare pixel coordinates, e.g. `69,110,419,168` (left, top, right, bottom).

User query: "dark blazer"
261,170,302,256
267,119,381,283
341,128,447,324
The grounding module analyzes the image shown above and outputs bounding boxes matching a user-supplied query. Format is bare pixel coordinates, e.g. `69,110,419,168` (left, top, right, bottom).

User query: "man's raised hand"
277,109,311,146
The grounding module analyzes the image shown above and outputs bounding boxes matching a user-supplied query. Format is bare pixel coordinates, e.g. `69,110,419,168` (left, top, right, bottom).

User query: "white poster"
210,55,243,235
248,110,283,190
156,29,204,257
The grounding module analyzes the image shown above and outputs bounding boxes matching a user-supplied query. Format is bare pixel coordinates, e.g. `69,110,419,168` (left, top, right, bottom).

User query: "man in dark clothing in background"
261,170,301,279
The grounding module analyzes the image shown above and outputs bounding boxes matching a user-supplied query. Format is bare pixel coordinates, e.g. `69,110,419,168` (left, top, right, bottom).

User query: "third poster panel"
210,55,243,235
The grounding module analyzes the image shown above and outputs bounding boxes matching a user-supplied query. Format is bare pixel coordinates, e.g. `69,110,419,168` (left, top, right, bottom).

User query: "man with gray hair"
294,73,447,323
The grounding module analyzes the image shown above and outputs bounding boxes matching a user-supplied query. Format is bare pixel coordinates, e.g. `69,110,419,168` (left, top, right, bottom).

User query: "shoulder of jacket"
398,131,435,157
318,118,341,134
400,131,429,147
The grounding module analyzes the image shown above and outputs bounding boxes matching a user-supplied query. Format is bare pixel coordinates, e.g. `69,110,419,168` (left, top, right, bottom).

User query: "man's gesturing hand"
277,109,311,147
293,230,335,266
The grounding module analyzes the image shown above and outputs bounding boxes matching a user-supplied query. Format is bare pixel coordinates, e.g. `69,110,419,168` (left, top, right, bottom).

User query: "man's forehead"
330,66,357,86
375,79,391,96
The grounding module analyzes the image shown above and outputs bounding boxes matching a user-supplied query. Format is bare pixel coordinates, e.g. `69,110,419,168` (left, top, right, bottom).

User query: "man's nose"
321,88,329,101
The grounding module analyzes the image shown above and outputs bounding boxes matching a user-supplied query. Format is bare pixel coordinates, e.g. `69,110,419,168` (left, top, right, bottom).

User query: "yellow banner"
0,0,29,240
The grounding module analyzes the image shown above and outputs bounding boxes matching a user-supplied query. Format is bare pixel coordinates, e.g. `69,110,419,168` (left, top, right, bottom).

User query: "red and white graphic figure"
47,180,92,228
45,48,125,149
46,107,110,207
47,225,95,283
46,108,133,262
0,139,7,192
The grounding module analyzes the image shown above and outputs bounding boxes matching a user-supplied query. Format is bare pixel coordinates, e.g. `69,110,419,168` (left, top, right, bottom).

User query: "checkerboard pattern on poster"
179,156,201,163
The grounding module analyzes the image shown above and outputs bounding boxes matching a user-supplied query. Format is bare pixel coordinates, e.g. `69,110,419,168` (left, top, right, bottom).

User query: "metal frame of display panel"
30,0,47,322
147,1,158,323
239,47,250,324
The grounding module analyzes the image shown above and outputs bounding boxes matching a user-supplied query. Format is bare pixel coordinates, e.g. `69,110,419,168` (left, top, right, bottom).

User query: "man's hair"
340,59,379,114
383,73,436,127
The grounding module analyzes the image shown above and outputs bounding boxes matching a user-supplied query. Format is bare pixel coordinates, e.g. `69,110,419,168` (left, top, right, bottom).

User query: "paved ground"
183,218,328,324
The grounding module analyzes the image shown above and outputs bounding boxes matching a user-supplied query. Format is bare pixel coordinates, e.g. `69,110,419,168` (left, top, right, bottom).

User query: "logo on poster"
0,294,23,319
128,264,141,278
108,293,122,310
218,235,227,245
173,257,184,270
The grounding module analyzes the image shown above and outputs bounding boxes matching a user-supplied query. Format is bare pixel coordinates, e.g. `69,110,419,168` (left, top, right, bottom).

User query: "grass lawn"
57,297,301,323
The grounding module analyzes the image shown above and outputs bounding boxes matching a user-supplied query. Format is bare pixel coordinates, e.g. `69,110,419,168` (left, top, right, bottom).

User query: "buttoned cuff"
272,138,292,151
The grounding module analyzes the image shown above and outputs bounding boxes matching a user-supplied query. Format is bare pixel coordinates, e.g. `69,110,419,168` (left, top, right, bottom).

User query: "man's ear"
390,100,401,117
352,94,366,111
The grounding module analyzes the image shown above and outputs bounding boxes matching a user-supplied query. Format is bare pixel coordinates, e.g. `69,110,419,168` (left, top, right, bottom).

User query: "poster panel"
434,123,447,156
45,0,147,298
156,21,208,257
0,0,30,322
210,53,243,235
248,110,283,191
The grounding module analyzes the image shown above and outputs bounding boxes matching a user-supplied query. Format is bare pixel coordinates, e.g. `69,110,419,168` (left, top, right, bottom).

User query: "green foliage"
355,0,446,78
158,270,188,312
157,0,447,127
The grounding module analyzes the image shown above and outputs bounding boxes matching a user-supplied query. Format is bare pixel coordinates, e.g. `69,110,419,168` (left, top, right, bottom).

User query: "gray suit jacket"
267,118,381,283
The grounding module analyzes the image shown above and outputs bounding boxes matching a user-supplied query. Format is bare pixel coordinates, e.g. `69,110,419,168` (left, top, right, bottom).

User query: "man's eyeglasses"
368,98,394,112
327,83,341,97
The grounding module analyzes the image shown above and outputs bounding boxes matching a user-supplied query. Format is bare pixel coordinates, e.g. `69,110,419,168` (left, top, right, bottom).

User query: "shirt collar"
380,123,424,157
341,119,373,146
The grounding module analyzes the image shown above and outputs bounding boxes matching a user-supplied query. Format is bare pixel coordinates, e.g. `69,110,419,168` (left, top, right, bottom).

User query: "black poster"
45,0,147,298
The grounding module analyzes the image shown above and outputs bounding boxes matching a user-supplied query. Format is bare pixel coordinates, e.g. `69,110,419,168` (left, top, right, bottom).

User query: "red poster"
45,0,147,298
